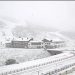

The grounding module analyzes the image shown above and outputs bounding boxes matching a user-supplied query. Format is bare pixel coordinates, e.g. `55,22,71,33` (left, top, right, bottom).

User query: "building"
50,41,66,48
5,43,12,48
5,37,32,48
28,39,52,49
42,39,52,49
11,41,29,48
28,41,43,49
5,37,66,49
42,39,66,49
5,41,29,48
0,42,5,48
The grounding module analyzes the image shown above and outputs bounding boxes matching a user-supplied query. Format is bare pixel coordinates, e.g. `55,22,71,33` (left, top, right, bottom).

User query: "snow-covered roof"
5,40,11,43
30,40,42,42
52,41,65,43
12,37,29,41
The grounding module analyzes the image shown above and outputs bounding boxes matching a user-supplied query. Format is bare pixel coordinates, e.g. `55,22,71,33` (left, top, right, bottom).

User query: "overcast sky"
0,1,75,32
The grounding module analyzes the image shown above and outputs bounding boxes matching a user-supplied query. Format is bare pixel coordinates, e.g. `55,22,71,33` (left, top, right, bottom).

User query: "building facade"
28,41,43,49
5,38,66,49
5,41,29,48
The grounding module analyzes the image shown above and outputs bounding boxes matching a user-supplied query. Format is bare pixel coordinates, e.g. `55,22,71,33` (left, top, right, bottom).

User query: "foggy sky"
0,1,75,32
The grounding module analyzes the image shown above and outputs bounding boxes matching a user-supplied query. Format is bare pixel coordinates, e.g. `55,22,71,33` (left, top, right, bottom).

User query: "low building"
42,39,66,49
5,43,12,48
0,42,5,48
28,39,52,49
5,37,66,49
11,41,29,48
5,37,31,48
51,41,66,48
42,39,52,49
28,41,43,49
6,41,29,48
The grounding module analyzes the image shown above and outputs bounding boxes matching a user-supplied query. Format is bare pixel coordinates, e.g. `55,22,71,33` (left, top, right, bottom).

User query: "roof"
12,38,29,41
52,41,65,44
29,40,42,45
30,40,42,42
31,42,42,45
11,41,28,43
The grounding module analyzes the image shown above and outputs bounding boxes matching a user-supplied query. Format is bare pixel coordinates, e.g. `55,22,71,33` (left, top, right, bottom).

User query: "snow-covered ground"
41,54,75,75
68,71,75,75
0,52,74,75
0,48,51,66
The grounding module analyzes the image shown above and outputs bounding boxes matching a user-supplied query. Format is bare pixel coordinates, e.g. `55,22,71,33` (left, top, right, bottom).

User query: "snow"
68,71,75,75
12,37,29,41
42,54,75,75
0,52,74,74
0,48,51,66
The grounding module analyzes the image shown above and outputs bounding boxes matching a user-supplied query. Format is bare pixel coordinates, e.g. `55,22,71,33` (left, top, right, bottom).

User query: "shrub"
5,59,18,65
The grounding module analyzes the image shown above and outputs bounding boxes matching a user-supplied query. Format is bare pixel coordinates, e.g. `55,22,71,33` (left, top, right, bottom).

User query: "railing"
42,55,75,75
42,62,75,75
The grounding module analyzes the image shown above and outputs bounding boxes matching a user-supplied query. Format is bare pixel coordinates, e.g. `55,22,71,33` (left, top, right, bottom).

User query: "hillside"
0,48,51,66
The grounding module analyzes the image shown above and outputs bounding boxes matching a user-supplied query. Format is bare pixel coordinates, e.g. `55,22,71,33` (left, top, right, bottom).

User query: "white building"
28,40,43,49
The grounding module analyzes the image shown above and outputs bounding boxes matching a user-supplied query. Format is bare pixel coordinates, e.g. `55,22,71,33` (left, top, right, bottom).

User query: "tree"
5,59,18,65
